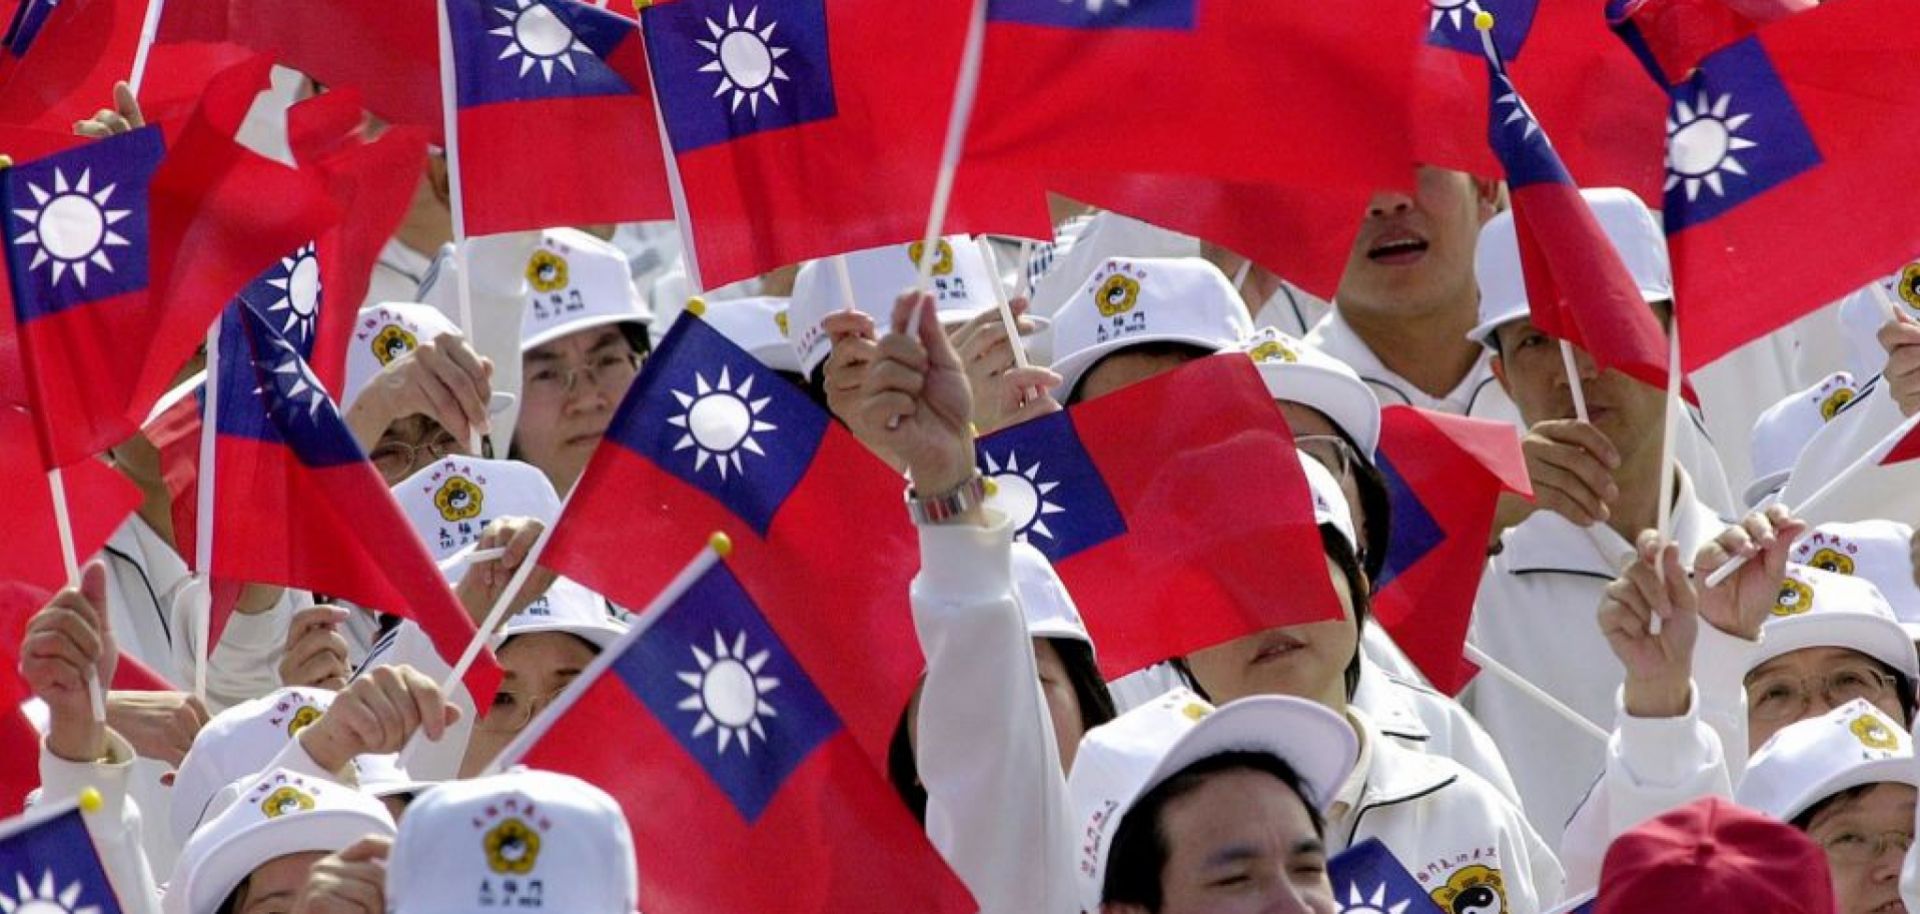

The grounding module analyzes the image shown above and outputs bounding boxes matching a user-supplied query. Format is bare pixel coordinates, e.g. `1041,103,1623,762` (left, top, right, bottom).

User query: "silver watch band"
905,473,987,525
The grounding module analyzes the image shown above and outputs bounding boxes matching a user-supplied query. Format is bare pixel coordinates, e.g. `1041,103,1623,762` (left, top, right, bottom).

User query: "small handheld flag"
0,800,126,914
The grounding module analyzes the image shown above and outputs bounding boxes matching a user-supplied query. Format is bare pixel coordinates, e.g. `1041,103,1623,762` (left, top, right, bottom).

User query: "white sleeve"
911,515,1078,914
167,579,316,714
1691,623,1757,782
38,732,163,914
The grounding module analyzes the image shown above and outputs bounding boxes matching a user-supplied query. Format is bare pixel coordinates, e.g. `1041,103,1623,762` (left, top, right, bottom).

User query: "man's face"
1490,318,1667,465
1124,769,1337,914
1335,167,1494,319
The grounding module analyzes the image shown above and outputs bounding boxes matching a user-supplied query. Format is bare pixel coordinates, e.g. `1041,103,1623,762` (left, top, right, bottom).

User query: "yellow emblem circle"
1095,274,1141,318
484,818,542,875
527,250,569,293
1852,714,1899,751
1899,263,1920,309
434,476,485,523
1820,387,1855,420
1431,864,1507,914
261,786,315,819
908,240,955,277
1808,547,1856,577
1248,340,1298,364
371,325,418,366
286,705,323,736
1773,578,1815,616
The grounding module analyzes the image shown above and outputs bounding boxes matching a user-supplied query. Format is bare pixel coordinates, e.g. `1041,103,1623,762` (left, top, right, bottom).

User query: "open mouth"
1366,231,1430,265
1251,633,1307,665
1871,900,1905,914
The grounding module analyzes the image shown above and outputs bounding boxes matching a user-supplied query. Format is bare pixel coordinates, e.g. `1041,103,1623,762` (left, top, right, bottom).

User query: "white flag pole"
1464,644,1610,743
976,238,1030,371
905,0,989,339
44,467,107,722
192,318,221,704
1645,315,1683,635
434,0,486,456
126,0,168,98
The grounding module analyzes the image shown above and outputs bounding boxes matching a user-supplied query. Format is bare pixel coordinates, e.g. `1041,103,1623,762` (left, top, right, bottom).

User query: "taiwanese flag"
0,802,127,913
0,0,249,130
1329,839,1447,914
642,0,1050,290
973,355,1341,679
971,0,1419,197
1646,0,1920,370
504,551,976,913
540,313,922,763
1609,0,1767,86
210,302,501,708
1483,43,1678,396
0,406,139,595
1416,0,1667,204
0,56,336,469
1371,407,1530,695
443,0,670,235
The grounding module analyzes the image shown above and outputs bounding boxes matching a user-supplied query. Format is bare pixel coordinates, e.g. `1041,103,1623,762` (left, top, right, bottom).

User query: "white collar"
1497,469,1724,579
1307,308,1499,414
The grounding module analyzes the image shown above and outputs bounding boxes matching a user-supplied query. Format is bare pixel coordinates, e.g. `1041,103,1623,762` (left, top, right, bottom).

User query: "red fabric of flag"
0,407,139,596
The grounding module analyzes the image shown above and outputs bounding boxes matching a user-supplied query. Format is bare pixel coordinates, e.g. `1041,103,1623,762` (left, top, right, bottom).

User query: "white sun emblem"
490,0,594,82
1493,73,1542,142
264,242,322,346
1666,90,1757,202
265,336,328,421
676,629,781,756
982,450,1065,541
1341,881,1413,914
8,166,131,289
668,366,776,479
698,5,790,115
0,869,106,914
1429,0,1484,32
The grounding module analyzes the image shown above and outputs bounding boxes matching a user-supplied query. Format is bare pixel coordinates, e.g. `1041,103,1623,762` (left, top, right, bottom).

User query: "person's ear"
1489,353,1510,393
427,154,452,207
1475,178,1506,223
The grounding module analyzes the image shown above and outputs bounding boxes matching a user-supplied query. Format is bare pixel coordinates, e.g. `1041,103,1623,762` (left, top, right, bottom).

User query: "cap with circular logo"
787,235,1000,378
165,768,395,914
1047,257,1252,402
1235,327,1383,458
1064,689,1357,912
394,457,562,566
1790,520,1920,637
652,296,801,374
342,302,517,419
1469,187,1672,349
494,576,629,652
1838,262,1920,382
168,687,338,846
1735,699,1917,823
1744,372,1860,508
518,228,652,353
388,769,638,914
1752,563,1919,681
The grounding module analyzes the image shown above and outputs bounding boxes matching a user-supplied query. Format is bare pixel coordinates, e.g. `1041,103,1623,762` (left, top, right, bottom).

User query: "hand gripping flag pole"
1649,314,1684,635
434,0,487,456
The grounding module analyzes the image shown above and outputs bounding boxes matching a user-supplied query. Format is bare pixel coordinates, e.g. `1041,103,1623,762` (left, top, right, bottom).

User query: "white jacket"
910,515,1079,914
1464,475,1724,847
1332,710,1566,914
37,732,162,914
1355,659,1525,810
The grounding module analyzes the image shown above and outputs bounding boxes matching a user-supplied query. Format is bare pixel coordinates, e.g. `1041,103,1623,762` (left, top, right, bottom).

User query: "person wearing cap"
1047,256,1252,405
1745,373,1864,508
1071,689,1357,914
1463,188,1741,845
507,228,654,494
1792,520,1920,645
1734,700,1915,914
1307,168,1515,423
341,302,498,487
1236,328,1524,808
1582,796,1836,914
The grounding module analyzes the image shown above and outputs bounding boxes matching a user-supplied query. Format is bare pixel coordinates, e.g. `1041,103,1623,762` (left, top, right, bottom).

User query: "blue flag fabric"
0,804,125,914
1329,839,1447,914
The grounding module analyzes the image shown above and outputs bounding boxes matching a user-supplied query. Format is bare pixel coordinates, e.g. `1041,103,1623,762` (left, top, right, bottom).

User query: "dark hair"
1102,751,1325,910
1064,342,1214,406
1791,782,1883,833
617,321,653,360
217,879,249,914
888,681,929,823
1175,525,1370,703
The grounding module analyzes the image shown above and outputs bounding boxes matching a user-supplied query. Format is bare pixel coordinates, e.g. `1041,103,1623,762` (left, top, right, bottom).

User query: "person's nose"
1366,188,1414,218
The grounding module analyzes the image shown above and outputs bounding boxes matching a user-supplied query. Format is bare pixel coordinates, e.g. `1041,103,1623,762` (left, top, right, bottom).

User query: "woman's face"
1183,555,1358,712
1035,638,1086,771
459,632,598,777
513,327,638,493
1803,783,1914,914
1744,647,1909,751
228,851,328,914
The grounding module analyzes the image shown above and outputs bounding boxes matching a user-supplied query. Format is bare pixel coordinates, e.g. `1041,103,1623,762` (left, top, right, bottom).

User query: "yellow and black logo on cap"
435,476,484,523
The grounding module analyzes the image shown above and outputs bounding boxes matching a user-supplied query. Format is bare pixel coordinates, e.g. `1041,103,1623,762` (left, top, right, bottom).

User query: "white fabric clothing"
1308,309,1521,424
37,732,162,914
1354,659,1525,810
1464,473,1724,848
100,517,192,683
1691,300,1851,498
1331,710,1566,914
166,579,315,714
363,238,433,311
1361,620,1428,684
1252,282,1334,339
911,514,1078,914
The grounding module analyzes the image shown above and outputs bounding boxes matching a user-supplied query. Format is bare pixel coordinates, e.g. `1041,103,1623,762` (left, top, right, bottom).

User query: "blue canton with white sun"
1,127,162,319
447,0,638,106
643,0,838,153
1662,38,1821,232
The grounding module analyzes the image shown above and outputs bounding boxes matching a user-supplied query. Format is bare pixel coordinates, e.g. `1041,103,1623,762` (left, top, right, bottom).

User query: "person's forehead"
526,326,628,361
1750,646,1876,679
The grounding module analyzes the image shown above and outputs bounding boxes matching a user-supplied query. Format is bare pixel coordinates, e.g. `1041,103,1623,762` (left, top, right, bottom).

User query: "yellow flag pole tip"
708,532,733,557
1474,10,1496,30
78,787,103,813
686,296,707,317
983,477,999,498
0,155,13,169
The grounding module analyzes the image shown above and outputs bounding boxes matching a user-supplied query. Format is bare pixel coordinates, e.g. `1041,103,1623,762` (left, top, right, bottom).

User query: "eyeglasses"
1745,665,1899,723
1294,434,1361,482
1818,829,1914,865
476,683,572,734
370,431,461,480
524,351,640,401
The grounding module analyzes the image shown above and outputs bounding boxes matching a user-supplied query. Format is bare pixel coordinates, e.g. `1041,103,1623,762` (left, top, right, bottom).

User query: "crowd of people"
11,45,1920,914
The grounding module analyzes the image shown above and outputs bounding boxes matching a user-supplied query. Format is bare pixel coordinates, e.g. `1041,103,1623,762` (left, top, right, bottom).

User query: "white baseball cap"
1735,699,1916,822
1791,520,1920,637
388,768,639,914
1066,689,1356,912
1752,564,1920,681
654,296,802,375
1301,450,1357,554
395,457,562,565
1469,187,1673,348
1745,372,1862,508
519,228,652,352
1028,211,1200,321
1236,328,1383,458
342,301,516,417
166,768,396,914
494,576,628,652
169,687,336,846
1048,257,1252,401
1839,263,1920,382
1011,542,1092,647
787,235,999,377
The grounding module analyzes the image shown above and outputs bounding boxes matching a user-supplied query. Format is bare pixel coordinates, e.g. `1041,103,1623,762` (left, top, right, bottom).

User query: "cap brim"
1141,697,1357,814
494,619,628,652
520,313,648,353
1742,470,1791,510
1774,755,1920,822
1052,335,1230,401
1754,613,1920,681
1253,362,1382,458
191,809,395,914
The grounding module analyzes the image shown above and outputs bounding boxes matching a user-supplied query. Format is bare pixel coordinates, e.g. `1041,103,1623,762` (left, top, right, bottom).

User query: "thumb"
916,295,961,371
79,560,109,631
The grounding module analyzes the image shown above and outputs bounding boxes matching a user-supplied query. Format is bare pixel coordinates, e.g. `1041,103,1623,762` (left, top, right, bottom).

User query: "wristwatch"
905,473,988,526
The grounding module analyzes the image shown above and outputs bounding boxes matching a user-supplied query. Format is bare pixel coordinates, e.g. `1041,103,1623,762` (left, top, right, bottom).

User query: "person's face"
1077,350,1201,403
229,851,328,914
370,415,465,486
1804,783,1914,914
460,632,598,777
1108,769,1336,914
1489,317,1667,466
1183,556,1358,711
1278,402,1366,538
514,327,639,493
1335,167,1493,318
1744,647,1909,751
1035,638,1087,772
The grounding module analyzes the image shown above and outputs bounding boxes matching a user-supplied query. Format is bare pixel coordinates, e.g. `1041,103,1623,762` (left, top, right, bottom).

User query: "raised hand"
857,291,977,499
1694,505,1807,642
298,665,459,772
1599,531,1700,718
18,561,115,761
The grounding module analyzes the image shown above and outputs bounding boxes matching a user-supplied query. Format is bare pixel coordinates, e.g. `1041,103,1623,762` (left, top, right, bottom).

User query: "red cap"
1597,797,1834,914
